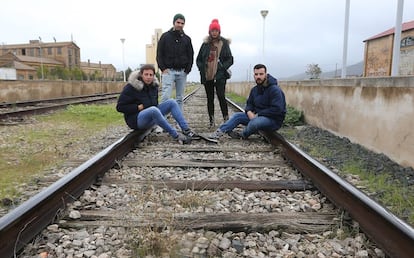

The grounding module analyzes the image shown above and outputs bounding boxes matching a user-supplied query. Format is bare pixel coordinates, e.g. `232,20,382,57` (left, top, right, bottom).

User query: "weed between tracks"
127,186,213,257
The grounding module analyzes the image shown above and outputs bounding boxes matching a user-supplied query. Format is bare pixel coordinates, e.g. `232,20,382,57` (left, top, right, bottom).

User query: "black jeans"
204,79,228,119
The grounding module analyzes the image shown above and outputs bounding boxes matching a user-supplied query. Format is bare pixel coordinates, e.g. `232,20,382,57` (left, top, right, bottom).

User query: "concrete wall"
2,78,413,169
227,76,414,169
0,80,124,103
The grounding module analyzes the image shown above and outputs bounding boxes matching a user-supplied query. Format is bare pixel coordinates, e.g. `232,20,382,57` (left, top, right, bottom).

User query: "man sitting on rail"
116,64,197,144
209,63,286,140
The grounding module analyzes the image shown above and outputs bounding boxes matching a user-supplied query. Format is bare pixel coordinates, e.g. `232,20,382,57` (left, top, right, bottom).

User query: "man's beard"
255,78,264,85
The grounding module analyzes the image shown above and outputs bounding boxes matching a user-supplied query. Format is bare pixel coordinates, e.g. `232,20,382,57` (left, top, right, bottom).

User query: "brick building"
0,52,62,80
80,60,117,81
0,40,117,80
1,40,80,68
363,20,414,77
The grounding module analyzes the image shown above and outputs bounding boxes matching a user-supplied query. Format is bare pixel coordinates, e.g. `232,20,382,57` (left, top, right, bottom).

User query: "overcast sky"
2,0,413,81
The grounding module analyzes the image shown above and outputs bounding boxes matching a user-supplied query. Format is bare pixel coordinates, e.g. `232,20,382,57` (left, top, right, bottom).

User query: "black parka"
156,28,194,74
196,36,233,84
116,71,159,130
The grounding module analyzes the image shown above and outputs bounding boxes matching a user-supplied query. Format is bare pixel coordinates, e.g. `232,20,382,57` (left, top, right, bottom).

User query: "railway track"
0,87,413,257
0,93,118,122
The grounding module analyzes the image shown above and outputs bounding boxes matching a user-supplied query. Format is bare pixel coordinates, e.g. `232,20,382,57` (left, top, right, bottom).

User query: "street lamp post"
39,36,44,80
391,0,404,76
341,0,350,78
120,38,126,82
260,10,269,63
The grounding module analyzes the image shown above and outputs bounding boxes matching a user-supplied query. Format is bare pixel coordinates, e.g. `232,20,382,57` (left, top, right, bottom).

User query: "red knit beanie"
209,19,221,32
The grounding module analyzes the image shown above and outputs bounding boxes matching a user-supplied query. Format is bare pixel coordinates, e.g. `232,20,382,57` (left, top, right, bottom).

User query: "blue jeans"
219,112,281,138
160,69,187,110
137,99,189,138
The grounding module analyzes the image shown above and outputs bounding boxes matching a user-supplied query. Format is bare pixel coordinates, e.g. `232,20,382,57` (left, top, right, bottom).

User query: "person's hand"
247,111,256,120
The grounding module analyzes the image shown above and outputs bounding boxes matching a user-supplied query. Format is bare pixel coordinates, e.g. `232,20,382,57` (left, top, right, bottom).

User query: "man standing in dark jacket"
208,64,286,140
156,13,194,111
116,64,197,144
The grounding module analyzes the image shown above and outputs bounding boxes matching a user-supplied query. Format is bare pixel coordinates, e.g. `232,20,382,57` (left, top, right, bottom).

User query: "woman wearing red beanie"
196,19,234,128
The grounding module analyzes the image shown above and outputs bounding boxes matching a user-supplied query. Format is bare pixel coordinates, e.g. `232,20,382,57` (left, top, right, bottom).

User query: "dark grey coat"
196,36,233,84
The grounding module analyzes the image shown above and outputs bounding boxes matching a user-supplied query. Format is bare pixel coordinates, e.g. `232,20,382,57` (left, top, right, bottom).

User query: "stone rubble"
14,126,386,257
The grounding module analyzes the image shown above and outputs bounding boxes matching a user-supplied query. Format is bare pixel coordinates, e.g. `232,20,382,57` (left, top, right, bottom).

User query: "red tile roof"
364,20,414,41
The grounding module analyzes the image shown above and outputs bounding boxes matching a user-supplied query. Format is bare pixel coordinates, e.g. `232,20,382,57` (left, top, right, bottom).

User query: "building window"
57,47,62,55
47,47,52,55
74,49,79,65
401,36,414,47
22,49,26,55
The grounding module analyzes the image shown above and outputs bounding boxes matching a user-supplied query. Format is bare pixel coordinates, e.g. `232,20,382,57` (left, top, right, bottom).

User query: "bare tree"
306,63,322,79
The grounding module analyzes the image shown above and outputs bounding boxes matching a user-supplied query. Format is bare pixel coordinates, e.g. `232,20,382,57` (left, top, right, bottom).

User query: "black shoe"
183,129,201,140
227,131,244,139
209,116,215,128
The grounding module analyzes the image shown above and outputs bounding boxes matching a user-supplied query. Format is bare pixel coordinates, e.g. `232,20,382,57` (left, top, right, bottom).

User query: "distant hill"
281,61,363,80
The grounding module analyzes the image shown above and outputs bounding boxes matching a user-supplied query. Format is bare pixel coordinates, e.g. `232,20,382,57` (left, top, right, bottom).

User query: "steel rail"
0,95,118,120
229,95,414,257
0,93,118,108
0,129,149,258
1,89,413,257
262,130,414,258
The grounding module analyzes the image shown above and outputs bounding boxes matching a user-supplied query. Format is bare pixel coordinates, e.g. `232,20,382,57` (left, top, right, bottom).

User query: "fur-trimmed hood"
127,70,159,91
202,36,231,44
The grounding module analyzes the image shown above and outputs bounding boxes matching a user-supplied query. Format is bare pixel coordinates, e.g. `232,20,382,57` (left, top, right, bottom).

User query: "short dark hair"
254,64,267,72
140,64,155,74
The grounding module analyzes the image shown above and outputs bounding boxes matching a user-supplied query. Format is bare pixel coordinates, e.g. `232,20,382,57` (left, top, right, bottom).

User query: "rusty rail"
0,94,118,120
262,130,414,258
0,129,149,258
1,90,413,258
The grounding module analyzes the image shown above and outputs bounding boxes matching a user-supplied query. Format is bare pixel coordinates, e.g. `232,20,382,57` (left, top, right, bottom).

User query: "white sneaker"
208,129,224,139
153,125,164,134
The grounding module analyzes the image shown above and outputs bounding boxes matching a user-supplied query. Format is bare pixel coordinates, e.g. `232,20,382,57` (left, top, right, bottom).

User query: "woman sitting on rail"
116,64,197,144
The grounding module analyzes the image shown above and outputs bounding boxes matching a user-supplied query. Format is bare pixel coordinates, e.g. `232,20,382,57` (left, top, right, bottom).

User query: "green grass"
54,104,123,128
0,103,124,202
283,105,304,126
341,161,414,223
283,135,414,225
226,92,246,106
